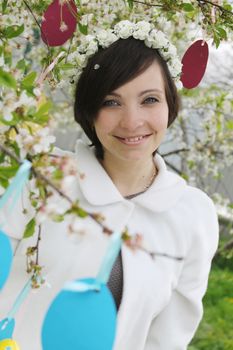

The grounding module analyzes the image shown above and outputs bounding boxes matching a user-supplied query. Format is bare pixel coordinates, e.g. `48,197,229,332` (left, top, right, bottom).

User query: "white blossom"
114,20,135,39
0,56,4,66
15,126,56,157
133,21,151,40
96,29,118,48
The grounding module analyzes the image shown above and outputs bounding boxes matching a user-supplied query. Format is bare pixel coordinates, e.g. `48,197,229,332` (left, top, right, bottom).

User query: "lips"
115,134,151,141
114,134,152,145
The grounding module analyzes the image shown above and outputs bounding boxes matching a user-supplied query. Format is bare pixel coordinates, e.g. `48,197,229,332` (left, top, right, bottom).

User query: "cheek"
151,108,169,131
94,112,114,138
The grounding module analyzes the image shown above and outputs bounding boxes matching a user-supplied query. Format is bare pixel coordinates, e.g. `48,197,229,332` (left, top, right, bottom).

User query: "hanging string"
64,231,122,293
0,160,31,215
6,279,32,322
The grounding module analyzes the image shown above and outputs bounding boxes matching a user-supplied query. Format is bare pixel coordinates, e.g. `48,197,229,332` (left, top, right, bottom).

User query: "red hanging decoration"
181,40,209,89
41,0,77,47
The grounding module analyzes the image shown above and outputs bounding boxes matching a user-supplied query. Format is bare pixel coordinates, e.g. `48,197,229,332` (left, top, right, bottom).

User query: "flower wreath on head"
68,20,183,85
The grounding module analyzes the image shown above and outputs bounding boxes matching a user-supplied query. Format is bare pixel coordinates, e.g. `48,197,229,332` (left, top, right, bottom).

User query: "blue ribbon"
0,159,32,314
64,231,122,293
96,231,122,285
63,280,101,292
0,160,31,213
7,278,32,320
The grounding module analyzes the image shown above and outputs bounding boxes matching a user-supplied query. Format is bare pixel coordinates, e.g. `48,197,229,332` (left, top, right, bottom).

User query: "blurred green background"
189,221,233,350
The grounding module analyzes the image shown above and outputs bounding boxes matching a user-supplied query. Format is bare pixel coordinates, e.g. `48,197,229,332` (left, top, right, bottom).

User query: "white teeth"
124,136,144,142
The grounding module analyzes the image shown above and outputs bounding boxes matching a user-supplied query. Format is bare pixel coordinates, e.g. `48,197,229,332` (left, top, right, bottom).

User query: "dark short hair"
74,37,180,158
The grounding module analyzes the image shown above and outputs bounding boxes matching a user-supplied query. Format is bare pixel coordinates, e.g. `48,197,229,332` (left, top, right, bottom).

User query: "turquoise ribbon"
64,231,122,292
6,278,32,320
63,280,101,292
96,231,122,285
0,160,32,213
0,159,32,321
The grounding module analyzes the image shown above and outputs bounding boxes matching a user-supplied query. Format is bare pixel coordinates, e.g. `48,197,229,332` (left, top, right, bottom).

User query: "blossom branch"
131,0,233,15
131,0,163,7
162,148,190,157
35,225,42,265
22,0,52,54
0,143,183,261
196,0,233,15
164,159,182,175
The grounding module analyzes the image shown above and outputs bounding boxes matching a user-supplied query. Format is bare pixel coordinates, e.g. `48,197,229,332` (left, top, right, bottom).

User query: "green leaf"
0,164,19,179
0,152,5,163
226,120,233,130
77,207,88,218
0,177,9,189
213,33,220,48
26,101,52,124
23,218,36,238
0,111,20,126
3,24,24,39
38,185,47,200
125,0,134,9
16,59,27,71
182,3,194,12
59,63,76,70
21,71,37,88
4,49,12,66
9,141,21,158
25,113,50,125
35,101,52,117
0,68,17,89
52,169,63,180
2,0,8,14
216,27,227,40
223,4,232,11
52,214,65,222
78,22,88,35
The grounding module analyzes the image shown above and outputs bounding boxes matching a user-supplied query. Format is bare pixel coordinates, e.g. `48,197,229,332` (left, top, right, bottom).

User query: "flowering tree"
1,0,233,283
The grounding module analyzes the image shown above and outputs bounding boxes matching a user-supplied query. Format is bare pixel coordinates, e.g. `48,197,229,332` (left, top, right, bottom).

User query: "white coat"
0,140,219,350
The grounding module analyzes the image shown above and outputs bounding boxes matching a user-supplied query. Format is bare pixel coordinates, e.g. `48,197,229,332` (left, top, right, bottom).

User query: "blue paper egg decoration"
0,229,13,290
41,277,117,350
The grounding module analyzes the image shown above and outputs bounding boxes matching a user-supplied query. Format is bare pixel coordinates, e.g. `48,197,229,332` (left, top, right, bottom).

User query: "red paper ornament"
41,0,77,47
181,40,209,89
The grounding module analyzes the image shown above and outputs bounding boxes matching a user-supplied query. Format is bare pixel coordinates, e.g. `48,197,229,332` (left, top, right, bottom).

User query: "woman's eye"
143,97,159,104
102,99,119,107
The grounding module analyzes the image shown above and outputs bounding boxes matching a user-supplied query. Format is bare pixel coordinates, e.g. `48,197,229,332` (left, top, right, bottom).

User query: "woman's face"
94,61,169,164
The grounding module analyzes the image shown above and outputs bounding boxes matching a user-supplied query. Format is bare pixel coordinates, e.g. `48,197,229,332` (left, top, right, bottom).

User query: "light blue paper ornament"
0,318,15,341
0,160,32,212
0,277,31,348
0,160,31,290
42,231,122,350
0,230,13,290
42,278,117,350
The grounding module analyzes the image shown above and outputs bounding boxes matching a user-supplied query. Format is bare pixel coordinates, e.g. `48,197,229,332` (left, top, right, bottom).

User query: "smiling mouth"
114,134,152,144
116,134,151,140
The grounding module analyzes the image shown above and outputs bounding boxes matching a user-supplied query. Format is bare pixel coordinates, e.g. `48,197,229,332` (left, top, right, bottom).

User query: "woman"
0,21,219,349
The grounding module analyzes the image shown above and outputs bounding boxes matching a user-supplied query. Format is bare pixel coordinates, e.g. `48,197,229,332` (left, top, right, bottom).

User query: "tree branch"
131,0,233,15
131,0,163,7
22,0,52,55
164,159,182,175
35,224,42,265
0,143,183,261
196,0,233,15
162,148,190,157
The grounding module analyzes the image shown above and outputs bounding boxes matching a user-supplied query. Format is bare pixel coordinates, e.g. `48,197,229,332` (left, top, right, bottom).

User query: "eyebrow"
107,89,164,97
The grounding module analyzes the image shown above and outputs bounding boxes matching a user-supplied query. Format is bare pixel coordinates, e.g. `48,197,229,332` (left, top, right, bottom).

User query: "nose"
119,105,144,131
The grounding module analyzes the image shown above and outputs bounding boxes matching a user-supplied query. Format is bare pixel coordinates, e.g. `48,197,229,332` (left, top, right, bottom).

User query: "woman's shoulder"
182,184,217,215
180,184,219,249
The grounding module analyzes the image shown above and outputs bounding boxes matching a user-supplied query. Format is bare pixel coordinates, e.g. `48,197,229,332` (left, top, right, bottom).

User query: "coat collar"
74,140,187,212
